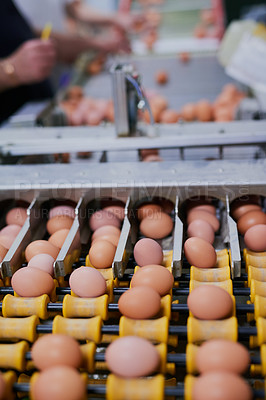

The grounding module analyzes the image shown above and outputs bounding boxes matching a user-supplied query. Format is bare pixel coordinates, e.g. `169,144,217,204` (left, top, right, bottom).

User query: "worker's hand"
114,13,147,33
9,39,56,85
94,29,131,54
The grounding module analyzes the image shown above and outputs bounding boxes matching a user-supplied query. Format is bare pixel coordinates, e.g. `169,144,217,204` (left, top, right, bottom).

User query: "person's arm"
0,39,56,93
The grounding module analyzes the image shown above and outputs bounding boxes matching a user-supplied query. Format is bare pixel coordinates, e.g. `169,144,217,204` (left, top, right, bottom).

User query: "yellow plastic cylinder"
52,315,102,343
106,374,164,400
159,295,171,319
0,341,29,371
50,279,59,303
261,344,266,376
184,374,197,400
250,364,262,376
30,372,39,400
250,318,266,348
0,315,39,342
190,266,230,282
187,316,238,344
254,296,266,320
216,249,229,266
80,342,96,373
2,294,49,320
248,265,266,286
119,316,169,344
245,251,266,269
155,343,175,375
189,279,233,294
17,373,30,398
106,279,114,303
186,344,199,375
62,294,109,320
250,280,266,303
3,371,16,400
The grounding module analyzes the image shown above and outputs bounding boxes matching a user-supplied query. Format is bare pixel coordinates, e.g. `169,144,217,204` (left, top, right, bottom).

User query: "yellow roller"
62,294,109,320
261,344,266,377
250,317,266,348
80,342,96,373
2,295,49,319
187,316,238,344
244,249,266,269
0,341,29,371
184,374,197,400
0,315,39,342
248,265,266,286
189,279,233,294
3,370,16,400
250,279,266,303
190,266,230,282
52,315,102,343
186,344,199,375
106,374,164,400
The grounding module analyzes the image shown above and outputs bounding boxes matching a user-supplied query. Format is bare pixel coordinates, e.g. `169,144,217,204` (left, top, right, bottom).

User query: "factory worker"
0,0,131,123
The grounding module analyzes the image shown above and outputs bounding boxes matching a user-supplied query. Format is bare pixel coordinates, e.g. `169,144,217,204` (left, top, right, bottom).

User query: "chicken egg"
6,207,27,226
69,266,107,297
27,254,55,275
237,210,266,235
105,336,160,378
140,212,173,239
160,109,179,123
231,203,261,221
187,209,220,232
196,339,250,374
11,267,54,297
25,240,60,262
0,234,17,249
180,103,196,121
0,244,8,262
91,225,120,241
137,204,162,220
103,205,125,221
92,234,119,247
195,100,213,122
49,205,75,220
48,229,70,249
184,237,217,268
187,219,215,244
155,70,168,85
89,210,120,231
32,334,82,370
131,264,174,296
133,238,163,267
32,366,86,400
0,224,21,237
187,203,216,215
89,240,116,269
118,286,161,319
47,215,73,235
192,371,252,400
187,285,233,319
244,224,266,252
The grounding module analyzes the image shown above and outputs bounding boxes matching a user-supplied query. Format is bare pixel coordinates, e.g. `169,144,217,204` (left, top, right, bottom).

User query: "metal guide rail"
0,162,265,399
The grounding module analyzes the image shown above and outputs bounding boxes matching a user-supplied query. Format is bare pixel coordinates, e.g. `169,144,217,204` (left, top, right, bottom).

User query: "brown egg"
231,203,261,221
48,229,70,249
91,225,120,241
196,339,250,374
27,254,54,275
155,70,168,85
187,210,220,232
140,212,173,239
0,234,17,249
6,207,27,226
160,109,179,123
179,52,190,63
103,205,125,221
0,224,21,237
195,100,213,122
93,234,119,247
49,205,75,220
32,366,86,400
187,204,216,216
131,264,174,296
137,204,162,220
194,25,207,38
244,224,266,252
118,286,161,319
192,371,252,400
105,336,160,378
0,243,8,262
85,110,103,126
151,95,168,112
69,266,107,297
11,267,54,297
25,240,60,262
32,334,82,370
237,210,266,235
89,210,120,231
214,106,234,122
47,215,73,235
89,240,116,269
140,149,159,158
143,154,163,162
187,219,215,244
184,237,217,268
180,103,196,121
133,238,163,267
200,9,215,25
187,285,233,319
